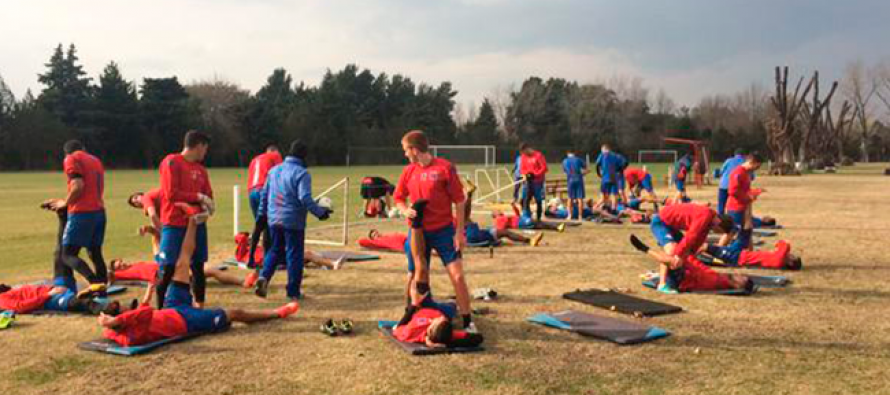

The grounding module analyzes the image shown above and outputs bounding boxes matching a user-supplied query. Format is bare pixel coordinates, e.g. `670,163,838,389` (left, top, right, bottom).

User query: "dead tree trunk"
767,66,813,175
800,71,838,167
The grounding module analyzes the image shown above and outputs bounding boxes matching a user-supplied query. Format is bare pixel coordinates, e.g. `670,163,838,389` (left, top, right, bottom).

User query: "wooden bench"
545,179,569,199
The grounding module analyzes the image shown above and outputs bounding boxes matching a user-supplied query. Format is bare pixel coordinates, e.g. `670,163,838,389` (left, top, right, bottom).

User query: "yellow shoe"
530,232,544,247
76,283,107,299
557,223,566,233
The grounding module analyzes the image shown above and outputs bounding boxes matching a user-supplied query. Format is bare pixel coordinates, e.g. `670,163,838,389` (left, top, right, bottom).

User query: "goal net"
430,145,496,167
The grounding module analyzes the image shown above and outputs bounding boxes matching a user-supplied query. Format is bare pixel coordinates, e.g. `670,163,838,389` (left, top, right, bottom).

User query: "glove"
317,207,333,221
197,194,215,216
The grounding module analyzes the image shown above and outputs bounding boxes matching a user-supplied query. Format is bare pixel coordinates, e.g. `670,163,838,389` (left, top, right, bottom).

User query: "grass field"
3,163,890,395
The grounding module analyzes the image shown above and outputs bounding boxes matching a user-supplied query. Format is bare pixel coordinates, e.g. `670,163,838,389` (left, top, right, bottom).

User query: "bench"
545,179,569,199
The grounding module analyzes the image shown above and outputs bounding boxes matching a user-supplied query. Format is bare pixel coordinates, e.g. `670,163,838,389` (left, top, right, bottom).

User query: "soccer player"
614,151,630,203
717,149,749,215
673,154,693,202
519,143,548,222
360,176,396,218
395,130,477,332
646,203,741,293
624,166,658,202
702,240,802,270
246,144,283,268
562,150,589,220
254,140,333,300
726,153,764,250
97,209,299,347
47,140,109,296
594,144,622,212
392,296,484,349
128,188,162,236
155,131,214,309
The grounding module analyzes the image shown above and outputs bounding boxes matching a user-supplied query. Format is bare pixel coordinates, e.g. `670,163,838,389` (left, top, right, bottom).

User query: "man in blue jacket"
254,140,333,300
717,149,752,215
562,150,589,220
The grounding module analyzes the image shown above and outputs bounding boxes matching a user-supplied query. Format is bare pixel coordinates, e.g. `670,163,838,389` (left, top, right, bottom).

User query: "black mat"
562,289,682,317
528,310,670,345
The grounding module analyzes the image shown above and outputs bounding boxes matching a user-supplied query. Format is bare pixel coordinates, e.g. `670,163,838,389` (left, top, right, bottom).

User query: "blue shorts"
466,223,496,245
43,289,76,312
521,181,544,202
728,210,745,229
62,210,106,248
600,182,618,195
650,215,683,246
248,189,262,219
52,276,78,292
158,224,209,270
627,198,642,211
640,174,654,192
517,215,536,229
405,225,461,272
617,175,626,191
675,179,686,192
165,284,230,334
568,179,585,199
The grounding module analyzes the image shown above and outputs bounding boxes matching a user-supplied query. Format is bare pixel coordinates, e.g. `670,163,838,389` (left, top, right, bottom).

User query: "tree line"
1,44,889,170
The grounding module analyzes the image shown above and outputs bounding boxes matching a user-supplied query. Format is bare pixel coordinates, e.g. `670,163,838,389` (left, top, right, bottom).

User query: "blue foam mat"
527,311,670,344
79,334,200,356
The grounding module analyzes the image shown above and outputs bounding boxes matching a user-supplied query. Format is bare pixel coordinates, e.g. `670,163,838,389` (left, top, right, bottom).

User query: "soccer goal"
430,145,497,167
233,177,351,247
637,149,678,164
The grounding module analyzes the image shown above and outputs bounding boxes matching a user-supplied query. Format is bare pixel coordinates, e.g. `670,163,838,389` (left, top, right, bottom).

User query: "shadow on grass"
661,334,890,355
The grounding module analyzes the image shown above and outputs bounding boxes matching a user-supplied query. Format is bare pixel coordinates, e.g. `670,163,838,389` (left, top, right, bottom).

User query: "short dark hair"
265,143,279,152
734,148,747,156
402,130,430,152
184,130,211,149
288,140,308,160
749,152,764,164
519,143,530,151
127,192,144,208
428,319,453,345
63,140,84,155
602,143,611,150
716,214,735,233
0,284,10,294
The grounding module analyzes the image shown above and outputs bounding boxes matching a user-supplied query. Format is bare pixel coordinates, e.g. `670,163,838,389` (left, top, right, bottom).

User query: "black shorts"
361,177,394,199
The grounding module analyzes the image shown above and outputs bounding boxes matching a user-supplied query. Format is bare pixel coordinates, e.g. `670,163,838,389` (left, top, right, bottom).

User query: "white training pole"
342,177,349,245
233,185,240,237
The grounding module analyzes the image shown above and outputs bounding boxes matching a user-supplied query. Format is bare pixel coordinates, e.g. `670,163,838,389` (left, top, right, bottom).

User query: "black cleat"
255,278,269,298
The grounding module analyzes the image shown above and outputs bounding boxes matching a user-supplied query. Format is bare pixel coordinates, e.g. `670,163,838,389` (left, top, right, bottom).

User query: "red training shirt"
658,203,716,260
159,154,213,227
102,305,188,346
624,167,648,186
63,151,105,213
114,262,159,284
727,166,753,212
393,307,469,344
141,188,162,217
0,285,53,314
520,151,548,182
394,157,466,232
248,151,283,191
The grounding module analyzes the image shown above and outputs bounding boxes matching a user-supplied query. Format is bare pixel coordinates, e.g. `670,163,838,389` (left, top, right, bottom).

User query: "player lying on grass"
701,240,802,270
393,294,484,349
97,205,300,347
0,283,122,315
109,259,264,305
361,176,396,218
492,203,566,232
640,203,754,294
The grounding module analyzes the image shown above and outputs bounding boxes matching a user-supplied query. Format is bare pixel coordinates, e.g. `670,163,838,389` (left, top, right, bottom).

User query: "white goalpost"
430,145,497,167
233,177,351,247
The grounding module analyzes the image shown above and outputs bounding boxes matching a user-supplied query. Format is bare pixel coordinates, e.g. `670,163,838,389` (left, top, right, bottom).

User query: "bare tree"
842,60,879,162
653,88,676,115
799,71,838,165
487,83,515,140
766,66,814,174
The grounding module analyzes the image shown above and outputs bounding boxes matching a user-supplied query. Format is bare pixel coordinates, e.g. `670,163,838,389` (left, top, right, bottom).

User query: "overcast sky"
2,0,888,107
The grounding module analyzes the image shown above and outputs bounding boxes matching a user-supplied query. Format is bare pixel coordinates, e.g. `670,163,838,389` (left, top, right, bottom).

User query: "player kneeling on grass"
393,294,484,349
635,203,755,294
361,176,396,218
98,206,299,347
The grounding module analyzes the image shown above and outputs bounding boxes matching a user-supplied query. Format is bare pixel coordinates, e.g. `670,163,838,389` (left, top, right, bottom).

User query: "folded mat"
317,251,380,262
377,321,484,355
527,310,670,345
563,289,682,317
641,276,754,296
79,334,200,356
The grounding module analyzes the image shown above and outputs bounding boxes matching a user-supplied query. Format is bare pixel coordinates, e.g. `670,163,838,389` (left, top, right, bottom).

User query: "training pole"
233,185,240,237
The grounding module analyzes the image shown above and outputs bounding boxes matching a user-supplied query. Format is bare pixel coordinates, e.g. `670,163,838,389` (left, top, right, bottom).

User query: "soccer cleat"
276,302,300,318
243,272,259,288
657,283,679,294
332,256,346,270
530,232,544,247
337,319,354,334
320,319,339,336
464,322,479,334
629,235,650,253
76,283,107,300
254,278,269,298
557,223,566,233
0,311,16,329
